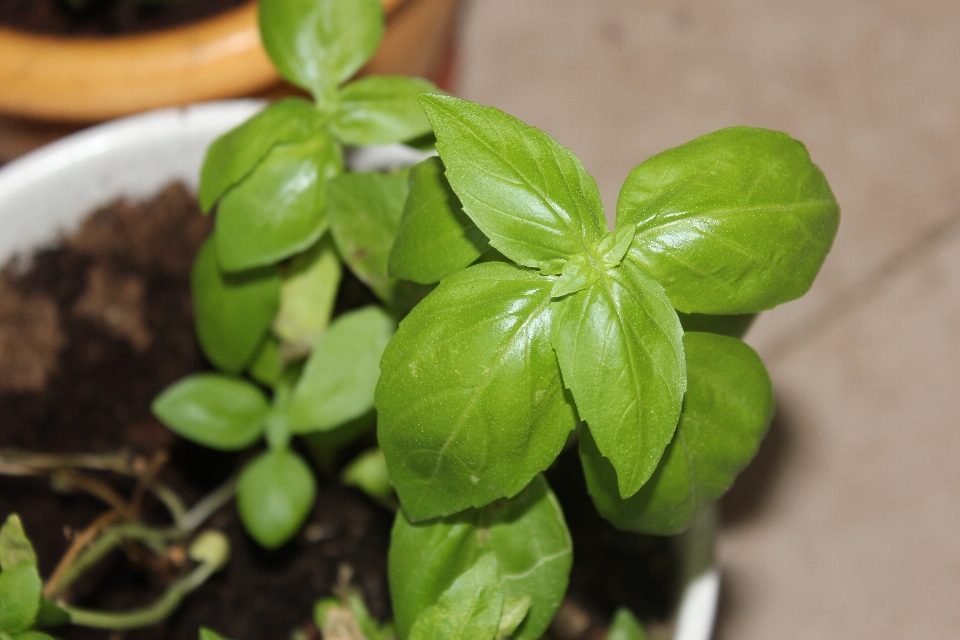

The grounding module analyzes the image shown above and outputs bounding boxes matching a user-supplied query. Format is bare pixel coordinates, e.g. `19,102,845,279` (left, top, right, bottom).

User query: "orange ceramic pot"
0,0,459,123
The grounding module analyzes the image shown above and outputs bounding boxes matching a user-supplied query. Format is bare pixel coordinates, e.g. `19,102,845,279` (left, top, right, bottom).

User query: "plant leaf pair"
377,94,838,520
390,476,571,640
581,332,774,535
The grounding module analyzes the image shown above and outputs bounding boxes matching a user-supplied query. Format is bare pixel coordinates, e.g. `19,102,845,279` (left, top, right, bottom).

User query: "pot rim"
0,100,719,640
0,0,407,122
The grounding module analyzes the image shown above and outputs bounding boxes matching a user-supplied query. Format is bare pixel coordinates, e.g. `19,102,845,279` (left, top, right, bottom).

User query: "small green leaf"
198,98,325,211
596,226,635,269
342,448,394,502
390,476,571,640
376,262,578,520
388,157,489,284
617,127,840,314
675,311,756,338
327,171,432,310
581,332,773,535
152,373,269,451
236,449,317,548
0,516,36,571
552,260,685,497
273,235,342,359
332,76,439,145
419,94,605,270
550,254,600,298
259,0,384,101
287,306,395,433
191,238,280,373
495,597,531,640
199,629,233,640
605,608,648,640
248,334,283,388
216,134,342,272
0,564,42,634
408,554,503,640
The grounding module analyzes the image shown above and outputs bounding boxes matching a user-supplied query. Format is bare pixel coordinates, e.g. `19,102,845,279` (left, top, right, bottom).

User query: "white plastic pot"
0,101,719,640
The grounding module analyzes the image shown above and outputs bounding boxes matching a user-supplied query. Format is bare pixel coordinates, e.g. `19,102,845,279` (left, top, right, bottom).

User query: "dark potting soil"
0,183,680,640
0,0,249,37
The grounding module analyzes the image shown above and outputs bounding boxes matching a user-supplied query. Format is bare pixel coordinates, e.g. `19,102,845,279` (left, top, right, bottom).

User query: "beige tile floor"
454,1,960,638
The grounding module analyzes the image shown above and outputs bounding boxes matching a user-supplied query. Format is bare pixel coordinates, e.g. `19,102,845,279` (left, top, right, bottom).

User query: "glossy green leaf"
236,449,317,548
617,127,840,314
327,171,432,310
581,332,773,535
248,334,282,388
198,98,325,211
605,608,648,640
0,564,41,634
287,306,396,433
551,259,685,497
376,262,578,520
676,311,756,338
273,235,342,359
215,134,342,272
420,94,605,270
152,373,269,451
259,0,383,100
408,554,503,640
191,238,280,373
332,76,438,145
390,476,571,640
0,516,36,571
388,157,489,284
550,254,600,298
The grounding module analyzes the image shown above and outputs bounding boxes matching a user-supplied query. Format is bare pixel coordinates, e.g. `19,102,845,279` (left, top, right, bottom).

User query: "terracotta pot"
0,101,721,640
0,0,459,161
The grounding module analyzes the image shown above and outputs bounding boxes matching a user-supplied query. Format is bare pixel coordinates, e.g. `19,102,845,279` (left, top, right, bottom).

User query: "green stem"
59,560,218,630
53,524,182,597
177,476,237,533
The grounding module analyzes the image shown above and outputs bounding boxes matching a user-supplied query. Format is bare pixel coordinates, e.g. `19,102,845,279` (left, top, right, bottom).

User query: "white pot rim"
0,100,719,640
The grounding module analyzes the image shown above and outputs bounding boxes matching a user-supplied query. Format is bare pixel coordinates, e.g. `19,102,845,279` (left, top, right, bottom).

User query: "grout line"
764,205,960,364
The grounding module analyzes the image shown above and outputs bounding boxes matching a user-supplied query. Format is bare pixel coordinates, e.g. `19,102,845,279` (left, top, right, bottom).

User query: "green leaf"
287,306,396,433
273,235,342,359
390,476,571,640
33,598,69,629
332,76,439,145
408,553,503,640
581,332,773,535
327,171,432,311
617,126,840,314
376,262,578,520
388,157,489,284
199,629,233,640
676,311,756,338
198,98,325,211
342,448,394,502
12,632,59,640
191,238,280,373
605,608,648,640
550,254,600,298
0,516,36,571
259,0,384,101
236,449,317,548
0,564,41,634
551,259,685,497
248,334,283,388
495,597,531,640
419,94,605,270
152,373,269,451
215,133,342,272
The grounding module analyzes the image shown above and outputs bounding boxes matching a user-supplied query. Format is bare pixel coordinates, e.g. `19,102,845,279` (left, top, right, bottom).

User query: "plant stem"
50,523,183,598
58,559,219,630
177,476,237,533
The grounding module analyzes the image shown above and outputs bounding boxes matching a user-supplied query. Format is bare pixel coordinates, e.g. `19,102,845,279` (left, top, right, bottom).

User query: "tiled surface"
455,1,960,638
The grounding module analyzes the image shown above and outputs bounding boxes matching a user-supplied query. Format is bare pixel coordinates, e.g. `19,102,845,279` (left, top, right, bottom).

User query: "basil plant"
375,94,839,638
151,0,437,549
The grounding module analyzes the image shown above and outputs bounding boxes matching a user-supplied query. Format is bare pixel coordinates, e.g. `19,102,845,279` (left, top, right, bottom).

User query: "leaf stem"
177,476,237,533
58,558,220,630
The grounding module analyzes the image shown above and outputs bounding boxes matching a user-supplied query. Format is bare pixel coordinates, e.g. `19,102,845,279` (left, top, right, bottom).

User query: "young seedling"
151,0,439,549
376,94,839,637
